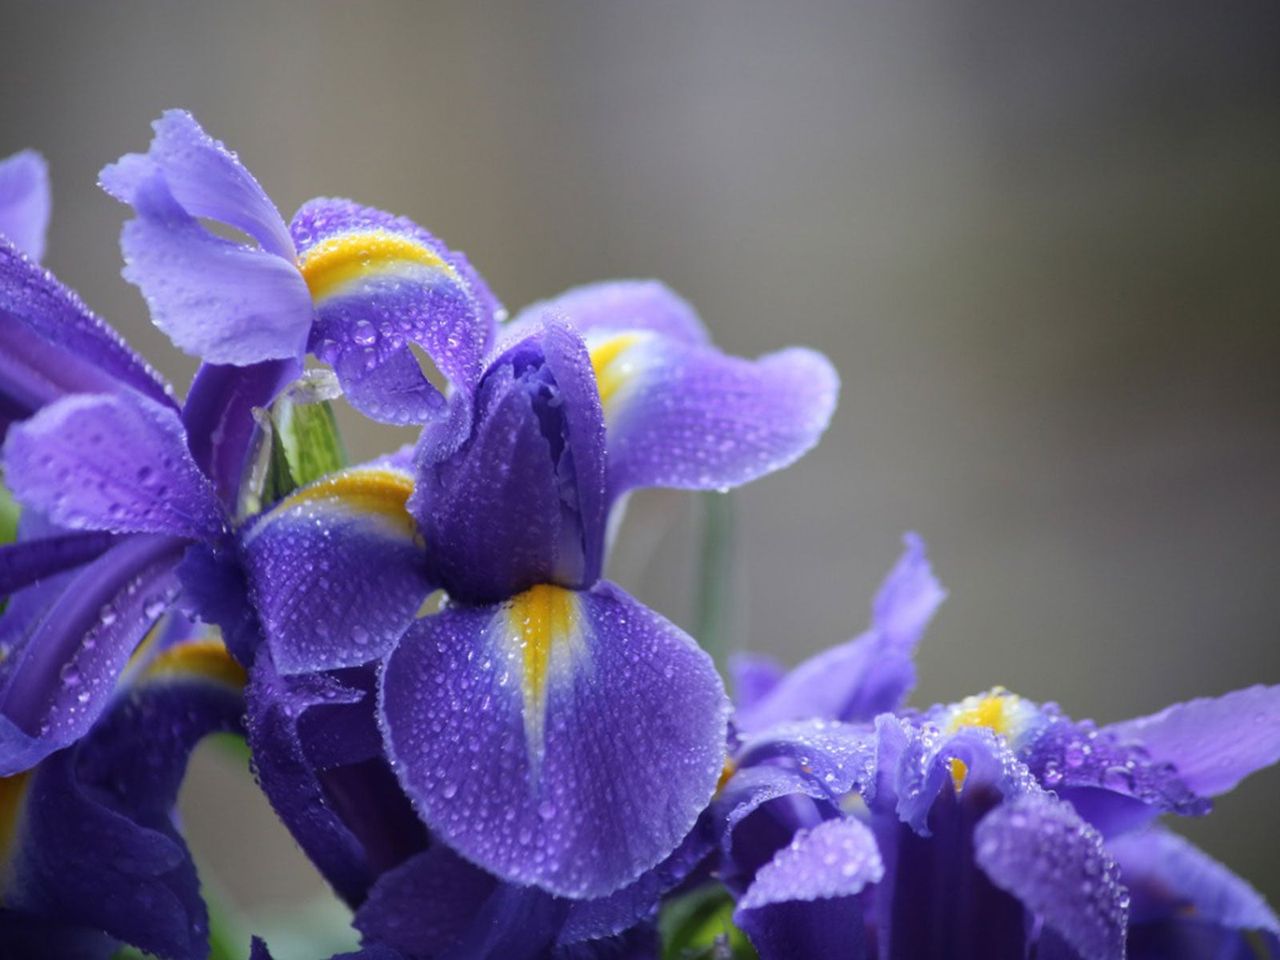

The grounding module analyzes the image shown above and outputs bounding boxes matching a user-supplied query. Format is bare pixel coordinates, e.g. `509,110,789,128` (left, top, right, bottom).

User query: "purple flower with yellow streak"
101,110,500,427
378,282,839,901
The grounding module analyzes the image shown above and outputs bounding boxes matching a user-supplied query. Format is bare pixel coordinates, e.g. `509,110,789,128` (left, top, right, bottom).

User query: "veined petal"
974,793,1128,960
4,393,225,541
117,173,312,366
1,637,243,960
0,531,119,596
591,334,838,499
380,580,728,898
0,239,173,434
0,150,51,262
100,109,294,259
507,280,710,347
734,817,882,960
0,533,186,775
736,533,944,732
1104,684,1280,798
293,198,495,424
240,464,430,674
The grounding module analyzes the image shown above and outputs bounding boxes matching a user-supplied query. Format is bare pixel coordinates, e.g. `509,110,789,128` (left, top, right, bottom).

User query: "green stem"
695,491,736,675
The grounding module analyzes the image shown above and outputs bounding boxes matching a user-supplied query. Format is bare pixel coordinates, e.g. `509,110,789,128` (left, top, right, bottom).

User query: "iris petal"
380,580,728,898
507,279,709,347
0,150,51,263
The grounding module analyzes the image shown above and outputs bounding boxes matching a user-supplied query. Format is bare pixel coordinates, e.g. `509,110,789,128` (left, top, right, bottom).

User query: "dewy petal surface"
507,279,710,347
1104,684,1280,798
116,174,313,366
0,150,51,262
380,580,728,898
4,393,225,542
240,463,431,674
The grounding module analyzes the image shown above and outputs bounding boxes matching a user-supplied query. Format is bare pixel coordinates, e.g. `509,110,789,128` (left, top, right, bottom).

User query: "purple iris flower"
0,150,51,263
100,110,501,427
0,632,247,960
714,536,1280,960
377,281,838,901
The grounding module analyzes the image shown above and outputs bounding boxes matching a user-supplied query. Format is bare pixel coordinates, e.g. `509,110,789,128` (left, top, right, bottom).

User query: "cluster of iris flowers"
0,112,1275,960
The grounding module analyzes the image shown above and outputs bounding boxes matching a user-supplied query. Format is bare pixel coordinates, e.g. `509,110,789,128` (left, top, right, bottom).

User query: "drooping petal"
0,530,118,596
0,239,173,435
507,280,710,347
4,393,225,542
293,198,496,424
1,637,244,960
736,533,944,733
1104,684,1280,798
0,533,187,775
734,817,883,960
115,174,314,366
245,654,427,907
414,324,607,603
380,580,728,898
100,109,294,259
974,793,1129,960
1110,826,1279,934
182,358,302,506
0,150,51,262
239,463,430,674
593,335,838,500
735,720,880,800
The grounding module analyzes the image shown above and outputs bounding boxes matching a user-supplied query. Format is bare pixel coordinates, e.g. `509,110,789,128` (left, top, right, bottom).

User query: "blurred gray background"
3,0,1278,941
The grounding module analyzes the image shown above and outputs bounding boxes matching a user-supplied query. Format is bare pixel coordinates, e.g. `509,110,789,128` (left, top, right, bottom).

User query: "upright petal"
293,198,495,424
4,393,225,541
0,150,51,262
729,652,786,710
100,109,294,259
1,637,244,960
239,463,431,674
507,280,710,347
736,534,944,732
380,580,728,898
593,335,838,500
115,174,313,366
0,239,173,434
734,817,883,960
1105,684,1280,798
0,533,186,774
974,793,1129,960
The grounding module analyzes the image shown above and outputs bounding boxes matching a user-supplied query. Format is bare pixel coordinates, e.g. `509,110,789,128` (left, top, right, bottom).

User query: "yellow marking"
143,638,247,690
297,229,455,302
588,332,647,413
273,468,416,536
506,584,583,771
715,758,738,795
0,771,31,888
124,616,169,672
949,758,969,792
944,687,1035,792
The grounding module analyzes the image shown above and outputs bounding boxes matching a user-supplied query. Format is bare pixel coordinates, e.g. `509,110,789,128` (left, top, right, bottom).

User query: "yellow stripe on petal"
588,332,649,417
297,229,456,303
269,468,417,538
504,584,585,773
143,638,247,690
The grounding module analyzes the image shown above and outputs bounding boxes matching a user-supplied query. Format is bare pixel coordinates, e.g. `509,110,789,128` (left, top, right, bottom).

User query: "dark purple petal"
100,109,294,259
735,818,882,960
1128,920,1278,960
735,720,879,800
246,654,427,907
293,198,496,425
240,464,430,674
0,150,51,262
1105,685,1280,798
0,912,115,959
507,280,709,347
380,580,728,898
117,173,312,366
736,534,944,732
0,239,173,432
0,533,186,775
974,793,1128,960
0,530,118,596
3,638,244,960
597,337,838,499
414,324,607,603
1110,826,1278,933
4,393,225,541
182,358,301,506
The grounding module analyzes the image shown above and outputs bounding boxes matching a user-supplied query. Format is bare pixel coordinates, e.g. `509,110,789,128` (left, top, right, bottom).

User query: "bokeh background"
3,0,1278,946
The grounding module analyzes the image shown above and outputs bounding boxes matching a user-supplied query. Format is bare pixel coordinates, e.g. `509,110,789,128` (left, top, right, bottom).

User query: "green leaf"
694,491,736,675
0,479,21,547
660,883,758,960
